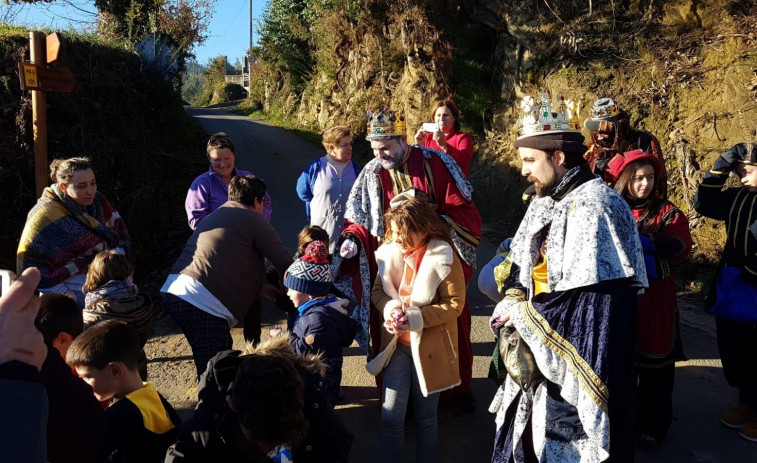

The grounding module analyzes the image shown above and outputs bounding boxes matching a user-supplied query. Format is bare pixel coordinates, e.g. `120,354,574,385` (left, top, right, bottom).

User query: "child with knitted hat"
283,240,358,406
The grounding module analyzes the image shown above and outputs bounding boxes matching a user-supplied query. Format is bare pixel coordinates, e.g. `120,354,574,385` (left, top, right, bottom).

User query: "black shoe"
458,391,476,414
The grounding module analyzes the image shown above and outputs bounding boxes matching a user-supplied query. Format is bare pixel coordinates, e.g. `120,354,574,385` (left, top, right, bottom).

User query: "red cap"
606,149,665,184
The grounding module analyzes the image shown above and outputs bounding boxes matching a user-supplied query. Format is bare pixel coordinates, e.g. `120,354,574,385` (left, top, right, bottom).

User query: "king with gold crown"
331,104,482,412
488,91,647,463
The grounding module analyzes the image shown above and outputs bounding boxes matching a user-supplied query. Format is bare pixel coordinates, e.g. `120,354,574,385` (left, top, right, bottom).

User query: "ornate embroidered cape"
334,145,480,353
489,175,646,463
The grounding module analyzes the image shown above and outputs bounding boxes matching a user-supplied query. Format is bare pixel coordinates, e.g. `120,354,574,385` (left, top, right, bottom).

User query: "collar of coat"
374,238,453,307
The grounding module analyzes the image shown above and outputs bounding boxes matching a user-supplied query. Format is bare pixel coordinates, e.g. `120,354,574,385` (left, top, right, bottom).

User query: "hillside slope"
250,0,757,262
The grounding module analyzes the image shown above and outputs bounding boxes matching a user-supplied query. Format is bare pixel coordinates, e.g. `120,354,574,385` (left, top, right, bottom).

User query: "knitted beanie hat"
284,241,332,296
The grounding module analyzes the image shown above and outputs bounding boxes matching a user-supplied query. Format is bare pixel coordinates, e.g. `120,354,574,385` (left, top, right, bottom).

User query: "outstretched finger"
0,267,41,314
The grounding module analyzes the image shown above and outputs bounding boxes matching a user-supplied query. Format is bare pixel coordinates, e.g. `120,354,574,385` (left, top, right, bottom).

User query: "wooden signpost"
18,32,76,196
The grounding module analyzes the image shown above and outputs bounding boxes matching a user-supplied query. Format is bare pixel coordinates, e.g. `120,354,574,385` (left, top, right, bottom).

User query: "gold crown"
366,108,407,139
516,93,581,139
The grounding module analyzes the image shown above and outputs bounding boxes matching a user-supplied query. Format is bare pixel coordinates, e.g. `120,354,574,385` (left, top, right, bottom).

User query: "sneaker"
739,419,757,442
721,405,757,429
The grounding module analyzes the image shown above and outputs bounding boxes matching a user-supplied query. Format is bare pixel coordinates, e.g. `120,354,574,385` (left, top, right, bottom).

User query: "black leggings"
162,293,232,379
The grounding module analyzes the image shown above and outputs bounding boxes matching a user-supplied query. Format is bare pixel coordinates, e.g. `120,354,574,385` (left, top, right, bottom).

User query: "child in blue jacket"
282,240,358,406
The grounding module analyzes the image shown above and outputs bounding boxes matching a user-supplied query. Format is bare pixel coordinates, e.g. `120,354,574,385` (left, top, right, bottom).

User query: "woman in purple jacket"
185,132,272,229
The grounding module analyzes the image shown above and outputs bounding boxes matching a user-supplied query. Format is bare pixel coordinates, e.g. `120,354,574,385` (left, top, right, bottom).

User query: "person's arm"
432,159,482,250
406,256,466,331
295,166,315,220
256,220,293,278
371,273,398,319
645,207,692,262
185,177,212,230
0,267,48,463
289,313,335,357
19,244,91,289
99,196,131,255
444,132,475,167
694,145,744,220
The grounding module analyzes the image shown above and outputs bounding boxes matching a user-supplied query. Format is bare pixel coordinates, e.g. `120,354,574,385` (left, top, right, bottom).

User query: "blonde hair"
321,126,351,152
83,250,133,292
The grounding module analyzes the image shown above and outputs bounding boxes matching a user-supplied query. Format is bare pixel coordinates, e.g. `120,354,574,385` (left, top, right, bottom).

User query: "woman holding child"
368,193,465,463
17,157,130,307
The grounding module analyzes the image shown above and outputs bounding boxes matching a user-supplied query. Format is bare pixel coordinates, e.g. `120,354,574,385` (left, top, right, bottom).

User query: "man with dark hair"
34,293,106,463
162,175,293,378
489,94,647,463
67,320,180,463
334,107,481,412
35,294,83,359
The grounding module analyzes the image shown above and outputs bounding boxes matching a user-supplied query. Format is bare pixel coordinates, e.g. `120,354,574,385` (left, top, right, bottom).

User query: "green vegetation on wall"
248,0,757,268
0,24,207,286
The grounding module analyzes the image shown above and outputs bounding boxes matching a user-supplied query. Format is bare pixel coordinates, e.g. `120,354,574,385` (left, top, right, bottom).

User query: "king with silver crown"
516,93,582,139
489,90,647,463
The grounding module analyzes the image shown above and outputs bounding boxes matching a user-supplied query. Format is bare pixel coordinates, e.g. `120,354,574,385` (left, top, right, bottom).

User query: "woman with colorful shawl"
17,157,130,307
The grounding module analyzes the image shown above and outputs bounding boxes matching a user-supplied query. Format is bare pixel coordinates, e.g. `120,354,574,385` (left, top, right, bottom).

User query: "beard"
379,141,407,170
529,172,557,197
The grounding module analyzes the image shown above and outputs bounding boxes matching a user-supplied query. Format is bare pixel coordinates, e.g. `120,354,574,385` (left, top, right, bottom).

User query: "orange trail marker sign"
46,33,62,64
18,61,75,93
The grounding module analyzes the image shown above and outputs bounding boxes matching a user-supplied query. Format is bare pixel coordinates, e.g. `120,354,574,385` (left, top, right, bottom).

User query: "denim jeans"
381,343,440,463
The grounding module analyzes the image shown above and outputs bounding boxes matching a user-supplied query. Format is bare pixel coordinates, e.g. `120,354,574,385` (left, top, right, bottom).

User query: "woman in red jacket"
609,149,692,447
413,100,475,178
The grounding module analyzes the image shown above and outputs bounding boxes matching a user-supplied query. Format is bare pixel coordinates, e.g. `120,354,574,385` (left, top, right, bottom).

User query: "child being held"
282,240,358,406
67,320,180,462
83,250,152,378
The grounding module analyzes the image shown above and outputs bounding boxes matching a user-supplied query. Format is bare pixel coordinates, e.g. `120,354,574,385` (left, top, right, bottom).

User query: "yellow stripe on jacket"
125,383,175,434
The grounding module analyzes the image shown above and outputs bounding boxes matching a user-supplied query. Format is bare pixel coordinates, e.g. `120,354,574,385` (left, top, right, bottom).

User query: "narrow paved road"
146,107,754,462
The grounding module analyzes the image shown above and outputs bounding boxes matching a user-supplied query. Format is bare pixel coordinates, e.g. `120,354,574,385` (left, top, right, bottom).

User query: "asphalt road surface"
145,107,755,462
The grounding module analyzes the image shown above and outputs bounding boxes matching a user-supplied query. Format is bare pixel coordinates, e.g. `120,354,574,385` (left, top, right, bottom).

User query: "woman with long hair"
609,149,692,446
17,157,130,306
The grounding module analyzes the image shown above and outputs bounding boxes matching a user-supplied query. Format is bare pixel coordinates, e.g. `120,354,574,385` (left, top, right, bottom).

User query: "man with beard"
333,108,481,413
584,97,665,191
489,94,647,463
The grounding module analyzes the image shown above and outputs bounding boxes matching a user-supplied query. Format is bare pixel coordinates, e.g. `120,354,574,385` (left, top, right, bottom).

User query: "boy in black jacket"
694,142,757,442
67,320,180,462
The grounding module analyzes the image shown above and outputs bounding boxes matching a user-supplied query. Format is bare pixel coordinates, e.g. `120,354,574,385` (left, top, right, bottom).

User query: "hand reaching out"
0,268,47,371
